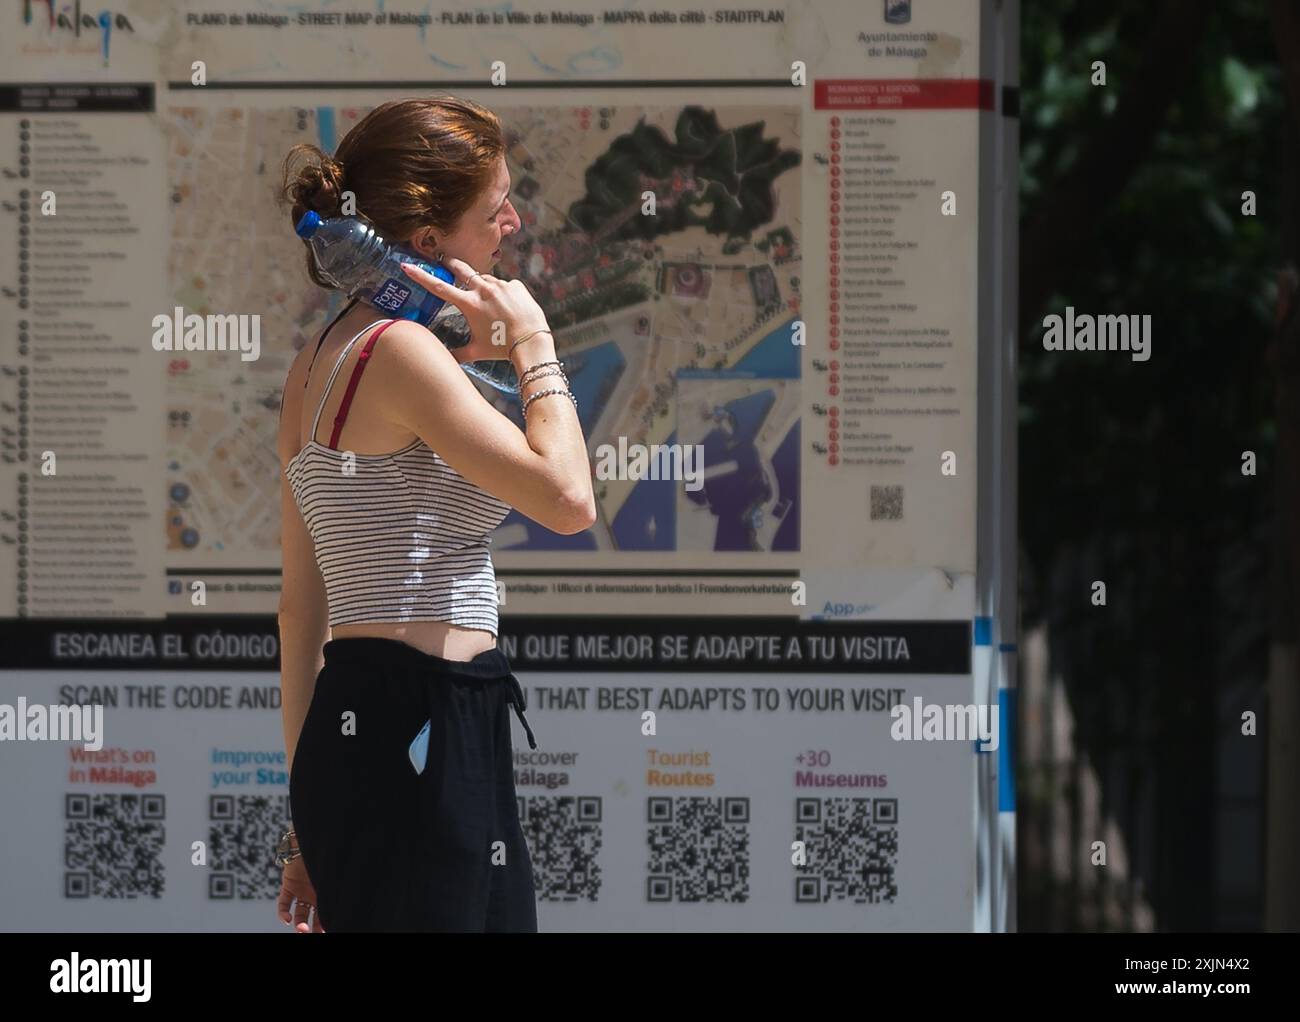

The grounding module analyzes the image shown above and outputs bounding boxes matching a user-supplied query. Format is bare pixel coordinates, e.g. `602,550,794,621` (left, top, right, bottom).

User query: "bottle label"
369,277,414,313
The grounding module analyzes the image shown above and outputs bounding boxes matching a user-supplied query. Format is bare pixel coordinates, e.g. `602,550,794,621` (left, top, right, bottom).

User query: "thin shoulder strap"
324,318,402,449
309,317,394,445
324,319,401,449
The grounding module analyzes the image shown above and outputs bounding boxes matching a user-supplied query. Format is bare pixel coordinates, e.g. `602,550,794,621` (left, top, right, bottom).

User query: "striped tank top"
284,313,513,634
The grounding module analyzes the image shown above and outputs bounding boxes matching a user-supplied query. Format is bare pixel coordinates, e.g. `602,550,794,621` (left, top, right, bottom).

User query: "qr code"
647,796,750,903
870,485,903,520
207,794,291,900
64,793,166,899
794,797,898,904
519,795,603,902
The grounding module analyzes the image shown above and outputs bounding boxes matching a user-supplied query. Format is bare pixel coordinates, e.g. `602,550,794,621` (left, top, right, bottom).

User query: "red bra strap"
327,319,398,449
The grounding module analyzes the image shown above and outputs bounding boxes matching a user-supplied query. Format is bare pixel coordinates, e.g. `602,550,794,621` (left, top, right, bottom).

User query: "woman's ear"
408,227,441,260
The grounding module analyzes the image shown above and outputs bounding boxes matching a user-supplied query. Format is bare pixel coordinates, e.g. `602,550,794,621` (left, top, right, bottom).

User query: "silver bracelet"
521,386,578,419
520,365,568,388
518,359,565,386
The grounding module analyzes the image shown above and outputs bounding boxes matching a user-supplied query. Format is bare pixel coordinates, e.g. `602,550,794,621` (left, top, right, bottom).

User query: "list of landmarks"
805,78,982,580
0,84,165,617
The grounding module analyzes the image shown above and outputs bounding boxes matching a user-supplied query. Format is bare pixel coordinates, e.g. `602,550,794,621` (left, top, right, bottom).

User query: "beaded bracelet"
520,366,568,388
519,359,565,386
522,386,578,420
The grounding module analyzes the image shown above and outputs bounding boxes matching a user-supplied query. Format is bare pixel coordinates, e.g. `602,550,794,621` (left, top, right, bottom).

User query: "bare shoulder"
369,319,465,389
372,318,458,361
367,320,482,438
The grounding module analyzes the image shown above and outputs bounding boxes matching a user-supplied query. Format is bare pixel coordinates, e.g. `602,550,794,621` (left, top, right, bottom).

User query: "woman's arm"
377,265,596,534
277,352,330,773
379,321,595,533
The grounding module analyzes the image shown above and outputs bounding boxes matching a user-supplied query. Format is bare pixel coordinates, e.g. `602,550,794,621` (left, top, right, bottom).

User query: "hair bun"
310,156,344,215
290,150,345,218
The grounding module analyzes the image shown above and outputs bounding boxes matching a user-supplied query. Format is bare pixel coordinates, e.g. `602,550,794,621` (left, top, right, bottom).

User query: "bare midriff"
329,620,497,660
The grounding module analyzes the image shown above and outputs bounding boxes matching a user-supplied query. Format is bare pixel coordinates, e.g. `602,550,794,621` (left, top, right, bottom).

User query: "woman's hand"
401,256,550,362
276,856,325,933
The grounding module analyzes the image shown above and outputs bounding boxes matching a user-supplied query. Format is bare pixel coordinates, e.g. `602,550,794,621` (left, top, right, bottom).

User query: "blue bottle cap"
295,210,321,239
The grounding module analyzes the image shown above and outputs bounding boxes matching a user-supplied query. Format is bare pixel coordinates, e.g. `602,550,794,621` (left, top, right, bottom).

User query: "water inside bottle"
427,303,521,396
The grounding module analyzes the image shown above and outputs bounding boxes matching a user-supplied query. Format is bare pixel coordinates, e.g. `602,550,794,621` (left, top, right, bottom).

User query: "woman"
273,96,595,933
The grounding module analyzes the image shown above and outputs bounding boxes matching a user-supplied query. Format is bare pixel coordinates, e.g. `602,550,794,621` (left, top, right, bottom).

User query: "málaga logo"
22,1,135,62
884,0,912,25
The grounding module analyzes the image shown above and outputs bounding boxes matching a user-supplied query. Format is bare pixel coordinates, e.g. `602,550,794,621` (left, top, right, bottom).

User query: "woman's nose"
503,202,523,237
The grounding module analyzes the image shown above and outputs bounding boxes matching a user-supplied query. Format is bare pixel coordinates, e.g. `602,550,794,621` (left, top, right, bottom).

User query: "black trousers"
289,637,538,932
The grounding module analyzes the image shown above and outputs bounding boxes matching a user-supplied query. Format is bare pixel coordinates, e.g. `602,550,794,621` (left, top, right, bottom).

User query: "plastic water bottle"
295,210,520,395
